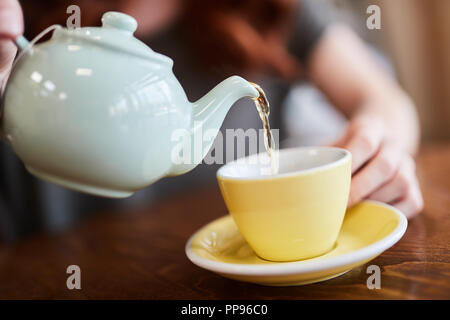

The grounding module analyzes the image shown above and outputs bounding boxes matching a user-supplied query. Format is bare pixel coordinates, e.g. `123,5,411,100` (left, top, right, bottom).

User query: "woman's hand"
334,115,424,218
0,0,23,92
308,24,423,218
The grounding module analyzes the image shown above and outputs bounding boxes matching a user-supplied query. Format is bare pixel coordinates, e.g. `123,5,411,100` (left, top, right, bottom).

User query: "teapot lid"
52,11,173,67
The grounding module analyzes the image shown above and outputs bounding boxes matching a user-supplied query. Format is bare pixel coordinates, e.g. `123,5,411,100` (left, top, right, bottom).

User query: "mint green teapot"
1,12,259,198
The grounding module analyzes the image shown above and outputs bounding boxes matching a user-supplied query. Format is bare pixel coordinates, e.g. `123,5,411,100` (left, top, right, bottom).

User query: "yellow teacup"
217,147,351,262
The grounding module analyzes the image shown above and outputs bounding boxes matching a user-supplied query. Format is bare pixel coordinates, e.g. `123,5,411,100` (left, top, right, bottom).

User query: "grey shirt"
0,0,334,242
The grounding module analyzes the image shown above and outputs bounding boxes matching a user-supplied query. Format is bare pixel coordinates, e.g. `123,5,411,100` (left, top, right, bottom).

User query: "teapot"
1,12,259,198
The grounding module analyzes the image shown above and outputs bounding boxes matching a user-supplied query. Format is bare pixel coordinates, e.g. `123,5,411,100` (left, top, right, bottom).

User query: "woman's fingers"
348,143,401,206
392,182,424,219
0,0,23,38
367,155,415,203
364,154,423,218
0,0,23,91
340,116,385,173
390,156,423,218
0,39,16,92
334,115,423,219
0,39,15,69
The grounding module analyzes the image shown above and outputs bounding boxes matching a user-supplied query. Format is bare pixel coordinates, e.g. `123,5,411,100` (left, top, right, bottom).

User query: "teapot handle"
11,25,62,70
14,24,62,52
14,35,30,50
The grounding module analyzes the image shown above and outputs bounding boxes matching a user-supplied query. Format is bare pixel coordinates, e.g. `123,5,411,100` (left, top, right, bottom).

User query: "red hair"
181,0,302,80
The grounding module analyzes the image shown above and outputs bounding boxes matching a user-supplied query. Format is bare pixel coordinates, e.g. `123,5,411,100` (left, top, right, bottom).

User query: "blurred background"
0,0,449,242
340,0,450,142
284,0,450,145
18,0,450,142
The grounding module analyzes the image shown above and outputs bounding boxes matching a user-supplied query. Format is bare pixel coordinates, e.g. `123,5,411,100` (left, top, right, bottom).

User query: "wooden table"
0,144,449,299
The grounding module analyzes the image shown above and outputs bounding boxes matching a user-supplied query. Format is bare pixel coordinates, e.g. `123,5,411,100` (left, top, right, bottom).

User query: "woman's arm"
307,24,423,218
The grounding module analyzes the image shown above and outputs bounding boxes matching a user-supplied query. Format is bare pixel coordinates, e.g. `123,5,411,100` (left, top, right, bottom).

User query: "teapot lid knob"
101,11,138,34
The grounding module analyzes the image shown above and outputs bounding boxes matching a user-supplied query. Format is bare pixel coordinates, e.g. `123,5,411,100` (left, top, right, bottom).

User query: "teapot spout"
170,76,259,175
